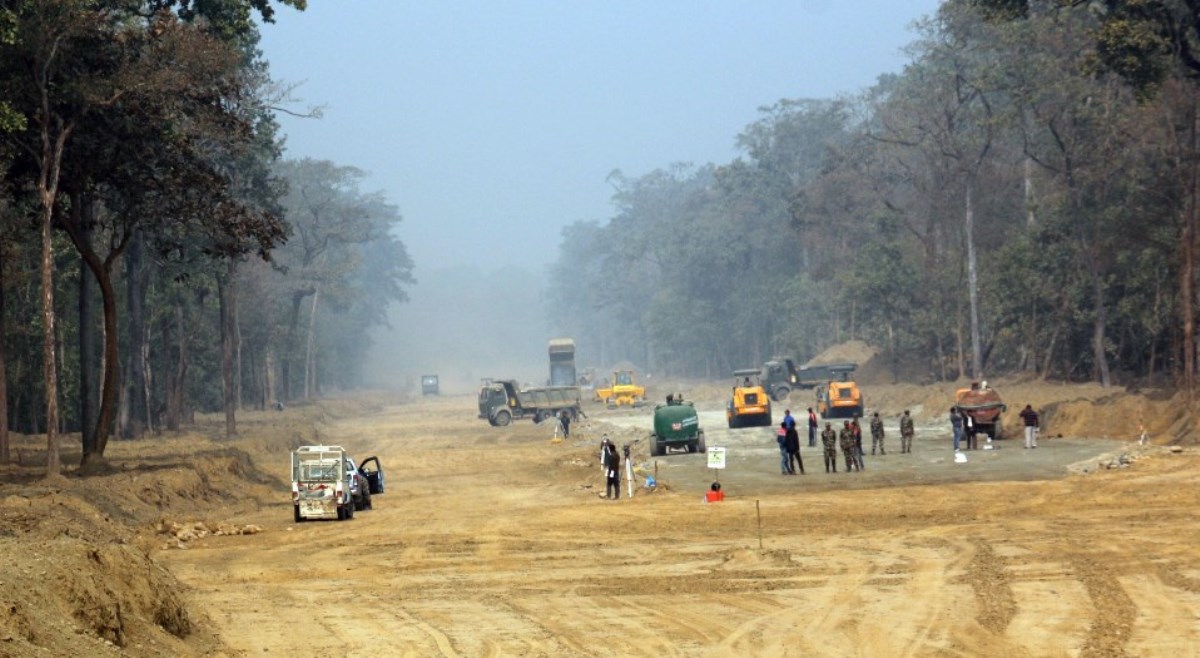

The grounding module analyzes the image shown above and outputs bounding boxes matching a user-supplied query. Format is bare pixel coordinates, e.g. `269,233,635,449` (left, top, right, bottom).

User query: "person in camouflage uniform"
870,412,886,455
839,421,860,472
821,422,838,473
899,410,915,453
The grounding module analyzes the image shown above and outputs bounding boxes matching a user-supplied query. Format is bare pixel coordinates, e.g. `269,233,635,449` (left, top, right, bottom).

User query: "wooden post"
756,500,763,550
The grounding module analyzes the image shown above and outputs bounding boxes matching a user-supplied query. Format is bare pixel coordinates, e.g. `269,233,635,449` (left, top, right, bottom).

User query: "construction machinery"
727,369,773,429
478,379,581,427
649,395,706,456
817,378,864,419
955,381,1007,440
760,358,858,402
593,370,646,408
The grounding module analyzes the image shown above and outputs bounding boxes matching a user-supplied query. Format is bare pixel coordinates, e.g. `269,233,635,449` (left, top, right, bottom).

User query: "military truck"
761,358,857,402
478,379,581,427
548,338,577,387
421,374,439,395
649,395,706,456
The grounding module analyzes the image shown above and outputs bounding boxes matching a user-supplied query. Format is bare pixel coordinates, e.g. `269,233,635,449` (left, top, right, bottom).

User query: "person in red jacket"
704,481,724,503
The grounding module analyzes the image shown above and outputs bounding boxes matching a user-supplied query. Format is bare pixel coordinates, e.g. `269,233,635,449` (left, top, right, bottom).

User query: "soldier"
870,412,886,455
851,416,865,470
820,422,840,473
839,421,860,472
900,410,915,453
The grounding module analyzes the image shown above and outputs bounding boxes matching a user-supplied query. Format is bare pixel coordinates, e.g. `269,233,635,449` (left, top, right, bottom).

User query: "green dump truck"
649,396,706,456
478,378,581,427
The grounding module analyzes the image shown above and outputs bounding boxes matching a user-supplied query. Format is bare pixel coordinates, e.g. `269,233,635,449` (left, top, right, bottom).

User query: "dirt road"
160,392,1200,657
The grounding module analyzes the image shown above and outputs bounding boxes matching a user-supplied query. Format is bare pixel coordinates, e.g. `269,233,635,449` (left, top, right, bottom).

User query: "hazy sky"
259,1,943,272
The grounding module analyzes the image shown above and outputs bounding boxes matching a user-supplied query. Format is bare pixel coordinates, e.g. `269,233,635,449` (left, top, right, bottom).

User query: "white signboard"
707,447,727,469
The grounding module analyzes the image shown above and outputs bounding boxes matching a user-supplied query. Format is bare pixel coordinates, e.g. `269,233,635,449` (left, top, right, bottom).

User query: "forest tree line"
549,1,1200,394
0,0,414,472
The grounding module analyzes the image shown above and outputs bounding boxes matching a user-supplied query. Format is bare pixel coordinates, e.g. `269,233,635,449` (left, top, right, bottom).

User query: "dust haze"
362,264,558,395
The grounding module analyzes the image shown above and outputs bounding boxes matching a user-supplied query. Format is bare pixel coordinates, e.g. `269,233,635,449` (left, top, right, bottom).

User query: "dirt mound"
0,397,372,657
806,340,878,367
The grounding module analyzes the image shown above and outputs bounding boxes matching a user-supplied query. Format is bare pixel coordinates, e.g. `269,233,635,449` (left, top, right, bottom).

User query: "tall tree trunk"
265,345,276,409
1183,102,1199,402
165,296,188,432
965,181,984,380
235,292,243,411
1024,156,1037,227
282,290,309,402
123,230,148,438
219,261,237,438
0,256,8,464
78,226,98,450
304,288,320,399
39,191,60,477
1091,266,1112,387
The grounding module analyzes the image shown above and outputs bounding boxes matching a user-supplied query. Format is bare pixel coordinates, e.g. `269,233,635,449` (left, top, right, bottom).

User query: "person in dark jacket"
1019,404,1040,449
785,423,804,475
950,407,963,451
602,441,621,499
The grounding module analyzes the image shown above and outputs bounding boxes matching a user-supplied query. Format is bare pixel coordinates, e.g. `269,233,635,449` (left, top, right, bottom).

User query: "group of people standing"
783,408,917,474
949,404,1040,450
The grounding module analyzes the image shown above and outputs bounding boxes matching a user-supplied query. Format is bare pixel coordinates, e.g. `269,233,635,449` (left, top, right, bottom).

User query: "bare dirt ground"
1,375,1199,657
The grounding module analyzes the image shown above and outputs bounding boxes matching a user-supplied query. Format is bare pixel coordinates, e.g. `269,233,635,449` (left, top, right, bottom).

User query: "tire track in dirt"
1068,552,1137,657
956,538,1016,634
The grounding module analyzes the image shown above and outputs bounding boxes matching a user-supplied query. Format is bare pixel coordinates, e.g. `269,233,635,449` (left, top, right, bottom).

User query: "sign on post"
707,446,727,470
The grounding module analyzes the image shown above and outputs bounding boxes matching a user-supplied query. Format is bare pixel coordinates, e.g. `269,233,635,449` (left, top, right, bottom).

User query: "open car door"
358,456,385,495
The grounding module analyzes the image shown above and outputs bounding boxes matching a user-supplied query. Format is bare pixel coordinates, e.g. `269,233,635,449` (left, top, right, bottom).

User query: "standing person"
1019,404,1040,449
899,410,915,454
964,412,977,450
777,424,792,475
602,441,621,499
559,409,571,437
851,416,865,470
870,412,886,455
786,422,804,475
783,408,796,433
821,422,838,473
950,407,963,452
807,407,819,448
839,421,860,472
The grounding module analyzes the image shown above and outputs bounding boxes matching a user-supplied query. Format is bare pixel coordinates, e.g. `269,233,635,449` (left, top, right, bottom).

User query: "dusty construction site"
0,376,1198,657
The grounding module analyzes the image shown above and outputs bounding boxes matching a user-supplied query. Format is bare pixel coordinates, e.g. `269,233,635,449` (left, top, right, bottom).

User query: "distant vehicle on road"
760,358,857,402
421,374,439,395
478,379,581,427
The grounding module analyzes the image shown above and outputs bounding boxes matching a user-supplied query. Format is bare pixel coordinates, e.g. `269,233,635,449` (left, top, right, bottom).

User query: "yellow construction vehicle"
817,379,863,419
726,369,773,428
594,370,645,408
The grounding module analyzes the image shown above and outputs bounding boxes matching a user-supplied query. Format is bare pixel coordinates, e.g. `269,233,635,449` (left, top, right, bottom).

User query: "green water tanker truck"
649,396,706,456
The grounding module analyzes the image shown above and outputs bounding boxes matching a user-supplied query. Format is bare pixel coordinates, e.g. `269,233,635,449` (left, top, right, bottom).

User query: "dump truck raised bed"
548,338,577,387
955,381,1007,440
649,396,706,456
478,379,582,427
